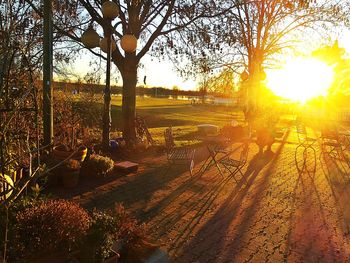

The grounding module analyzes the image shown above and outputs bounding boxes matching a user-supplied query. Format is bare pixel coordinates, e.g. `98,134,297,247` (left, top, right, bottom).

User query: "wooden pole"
102,28,112,150
43,0,53,147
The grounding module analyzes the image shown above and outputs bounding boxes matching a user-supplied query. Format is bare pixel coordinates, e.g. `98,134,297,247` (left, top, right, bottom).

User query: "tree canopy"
37,0,233,145
20,0,350,144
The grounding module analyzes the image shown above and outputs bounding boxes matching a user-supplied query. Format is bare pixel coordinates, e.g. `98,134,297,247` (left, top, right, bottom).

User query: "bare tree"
173,0,348,111
25,0,232,145
202,69,235,96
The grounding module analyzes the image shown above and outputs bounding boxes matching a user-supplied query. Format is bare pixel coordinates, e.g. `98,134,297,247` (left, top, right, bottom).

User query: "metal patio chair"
219,142,249,183
164,127,196,175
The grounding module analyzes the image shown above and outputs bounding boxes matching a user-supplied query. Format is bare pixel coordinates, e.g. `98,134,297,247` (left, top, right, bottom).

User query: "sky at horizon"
69,29,350,92
70,52,198,91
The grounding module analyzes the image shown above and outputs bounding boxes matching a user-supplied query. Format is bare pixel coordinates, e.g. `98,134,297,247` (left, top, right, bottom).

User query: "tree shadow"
172,130,290,260
283,168,347,261
139,145,242,237
49,153,197,215
320,150,350,235
281,140,350,262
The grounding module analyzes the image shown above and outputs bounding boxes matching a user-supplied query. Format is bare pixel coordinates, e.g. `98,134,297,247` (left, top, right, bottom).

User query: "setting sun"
266,57,334,103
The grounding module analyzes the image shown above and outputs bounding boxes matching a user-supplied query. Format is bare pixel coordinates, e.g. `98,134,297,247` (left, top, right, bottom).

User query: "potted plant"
62,159,81,188
256,126,276,154
52,92,88,162
52,144,88,162
81,154,114,177
254,111,279,155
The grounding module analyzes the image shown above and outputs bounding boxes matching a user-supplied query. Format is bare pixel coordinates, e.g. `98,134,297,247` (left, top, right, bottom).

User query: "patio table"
197,135,232,176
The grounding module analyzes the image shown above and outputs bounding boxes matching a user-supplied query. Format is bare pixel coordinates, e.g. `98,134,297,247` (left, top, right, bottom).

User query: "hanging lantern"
120,34,138,53
100,37,117,53
102,1,119,19
81,27,100,48
241,70,249,81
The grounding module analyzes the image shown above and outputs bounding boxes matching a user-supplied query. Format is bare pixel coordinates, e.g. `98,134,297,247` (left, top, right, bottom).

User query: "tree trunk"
247,56,263,113
121,55,138,146
102,33,112,151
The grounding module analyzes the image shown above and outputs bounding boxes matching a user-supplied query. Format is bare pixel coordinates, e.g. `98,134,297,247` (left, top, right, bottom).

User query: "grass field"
74,94,294,145
108,96,245,144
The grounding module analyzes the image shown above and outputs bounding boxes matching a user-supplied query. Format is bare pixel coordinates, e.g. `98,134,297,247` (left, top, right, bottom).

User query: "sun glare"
266,58,334,103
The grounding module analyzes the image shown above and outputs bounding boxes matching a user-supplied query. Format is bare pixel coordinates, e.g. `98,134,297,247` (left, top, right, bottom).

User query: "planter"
53,145,88,162
256,127,275,153
80,154,114,178
62,169,80,188
47,171,59,186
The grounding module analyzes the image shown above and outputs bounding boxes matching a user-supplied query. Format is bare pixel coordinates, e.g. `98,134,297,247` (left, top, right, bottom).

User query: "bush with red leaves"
13,199,91,259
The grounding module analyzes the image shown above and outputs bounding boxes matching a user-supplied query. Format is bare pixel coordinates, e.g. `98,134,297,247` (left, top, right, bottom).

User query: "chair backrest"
164,127,175,151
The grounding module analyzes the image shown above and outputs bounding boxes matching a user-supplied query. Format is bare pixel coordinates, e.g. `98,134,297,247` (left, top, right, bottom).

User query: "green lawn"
109,97,244,144
74,94,295,146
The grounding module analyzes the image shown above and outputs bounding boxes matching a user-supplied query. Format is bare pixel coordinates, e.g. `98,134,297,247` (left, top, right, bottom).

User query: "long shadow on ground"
281,138,350,262
172,129,290,262
139,145,242,233
321,149,350,235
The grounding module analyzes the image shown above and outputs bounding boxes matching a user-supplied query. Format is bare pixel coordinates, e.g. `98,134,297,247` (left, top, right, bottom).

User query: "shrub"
82,154,114,177
13,199,91,260
85,209,119,262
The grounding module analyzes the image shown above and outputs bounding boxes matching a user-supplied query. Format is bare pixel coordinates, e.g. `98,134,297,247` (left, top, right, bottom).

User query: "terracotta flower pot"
62,169,80,188
53,145,88,162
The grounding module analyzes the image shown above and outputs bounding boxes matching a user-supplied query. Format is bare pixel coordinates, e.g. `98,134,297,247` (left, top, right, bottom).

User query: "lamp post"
81,1,137,150
101,1,119,151
81,1,138,150
81,1,118,151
